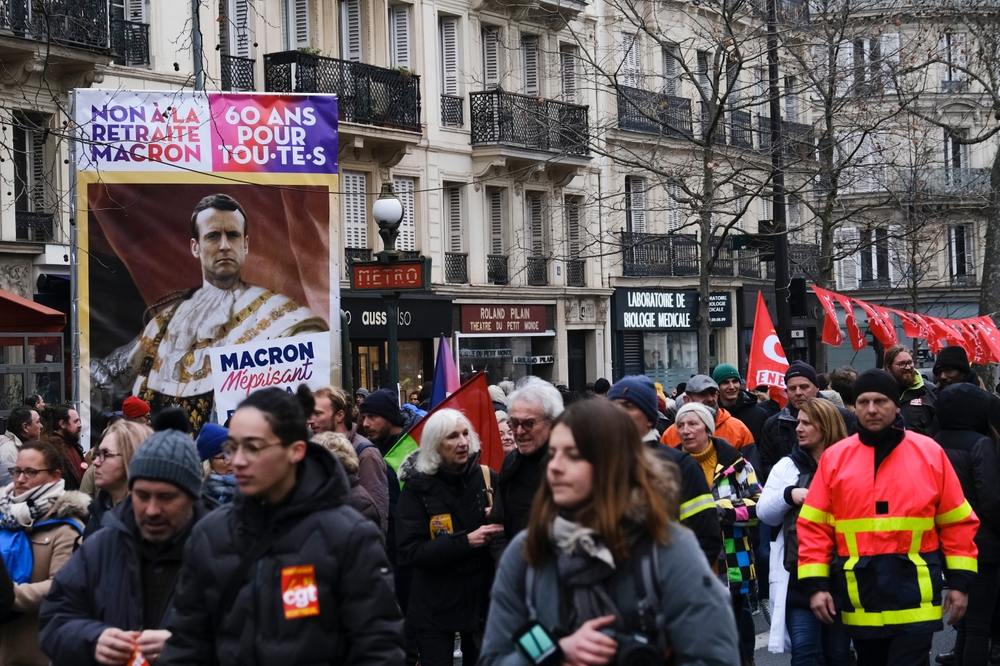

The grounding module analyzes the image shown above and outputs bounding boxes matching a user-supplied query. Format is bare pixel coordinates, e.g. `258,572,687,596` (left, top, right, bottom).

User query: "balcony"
470,90,589,157
859,277,891,290
789,244,819,280
488,255,509,285
620,231,699,278
440,94,463,127
729,110,753,149
566,259,586,287
15,211,53,243
616,86,693,138
950,273,977,287
700,103,727,146
1,0,108,52
756,117,814,160
445,252,468,284
941,80,969,93
110,19,148,67
264,51,421,133
905,168,991,198
344,247,371,277
221,54,255,92
527,257,549,286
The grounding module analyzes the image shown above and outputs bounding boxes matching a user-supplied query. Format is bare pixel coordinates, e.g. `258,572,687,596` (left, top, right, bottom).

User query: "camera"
600,628,667,666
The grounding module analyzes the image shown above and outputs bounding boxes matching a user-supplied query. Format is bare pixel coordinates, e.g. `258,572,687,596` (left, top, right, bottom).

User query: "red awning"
0,289,66,333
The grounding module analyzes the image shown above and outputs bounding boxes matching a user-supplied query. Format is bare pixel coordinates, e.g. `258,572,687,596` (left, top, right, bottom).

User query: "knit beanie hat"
129,429,203,498
358,388,404,427
785,361,819,387
355,387,370,399
608,375,659,426
712,364,742,385
675,402,716,436
488,385,507,406
122,396,150,419
934,345,971,375
594,378,611,394
196,423,229,462
852,368,901,405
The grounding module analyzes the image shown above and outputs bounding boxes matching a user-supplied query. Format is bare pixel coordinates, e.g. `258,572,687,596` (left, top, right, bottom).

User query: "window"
389,5,411,68
784,75,797,120
220,0,252,58
697,51,711,98
561,45,578,103
949,224,974,282
284,0,310,50
860,228,890,286
526,192,546,256
339,0,361,61
941,33,967,91
834,227,860,290
393,176,416,251
945,129,969,170
440,17,459,96
111,0,145,22
662,45,680,96
522,34,539,96
482,26,501,89
342,171,368,249
755,66,768,115
621,34,641,89
13,113,49,219
759,194,772,221
624,176,646,233
565,196,582,259
732,186,745,230
787,195,802,241
445,184,463,252
727,57,741,103
668,183,683,231
850,226,904,288
488,188,505,255
841,35,900,96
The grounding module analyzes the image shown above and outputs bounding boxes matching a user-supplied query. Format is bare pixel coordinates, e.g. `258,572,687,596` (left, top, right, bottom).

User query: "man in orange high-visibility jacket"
797,369,979,666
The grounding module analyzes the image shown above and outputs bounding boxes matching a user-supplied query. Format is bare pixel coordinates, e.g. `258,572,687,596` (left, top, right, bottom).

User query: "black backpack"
783,459,815,574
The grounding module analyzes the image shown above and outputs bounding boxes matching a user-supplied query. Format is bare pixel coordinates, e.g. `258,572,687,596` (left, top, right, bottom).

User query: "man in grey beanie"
40,429,215,665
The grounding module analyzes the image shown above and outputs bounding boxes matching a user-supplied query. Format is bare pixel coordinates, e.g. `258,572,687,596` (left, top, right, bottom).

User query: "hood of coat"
726,389,760,413
396,449,420,484
936,383,993,436
40,490,90,524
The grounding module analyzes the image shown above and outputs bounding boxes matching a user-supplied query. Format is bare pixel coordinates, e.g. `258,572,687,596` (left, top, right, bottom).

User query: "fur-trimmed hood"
40,490,90,524
638,451,682,521
396,449,421,483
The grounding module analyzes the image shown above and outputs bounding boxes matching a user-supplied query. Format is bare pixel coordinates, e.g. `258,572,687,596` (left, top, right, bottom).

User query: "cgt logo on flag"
281,565,321,619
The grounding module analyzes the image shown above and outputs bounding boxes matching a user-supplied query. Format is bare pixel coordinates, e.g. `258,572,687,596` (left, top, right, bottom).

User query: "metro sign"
349,256,431,292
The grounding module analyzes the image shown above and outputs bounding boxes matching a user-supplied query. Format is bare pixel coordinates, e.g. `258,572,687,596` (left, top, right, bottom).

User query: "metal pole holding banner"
385,294,400,395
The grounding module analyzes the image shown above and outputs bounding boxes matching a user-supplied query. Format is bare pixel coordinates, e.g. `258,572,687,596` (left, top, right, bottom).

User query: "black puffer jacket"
396,450,497,633
934,384,1000,563
491,442,548,541
159,443,405,666
724,389,769,443
899,379,937,436
759,401,858,483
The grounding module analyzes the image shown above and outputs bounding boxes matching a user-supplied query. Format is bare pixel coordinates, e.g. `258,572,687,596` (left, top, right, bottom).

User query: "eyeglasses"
893,361,915,369
509,418,545,432
221,438,282,461
210,453,227,462
11,467,54,479
94,450,122,462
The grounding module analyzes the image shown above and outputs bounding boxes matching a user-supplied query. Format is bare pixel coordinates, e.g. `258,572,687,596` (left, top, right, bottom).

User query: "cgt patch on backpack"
0,519,83,583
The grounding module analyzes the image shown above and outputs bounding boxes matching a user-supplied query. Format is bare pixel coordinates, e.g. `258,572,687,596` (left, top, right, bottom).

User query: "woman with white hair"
395,409,504,666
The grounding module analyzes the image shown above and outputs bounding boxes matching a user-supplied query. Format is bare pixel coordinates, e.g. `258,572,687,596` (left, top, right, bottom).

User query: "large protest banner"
74,90,339,437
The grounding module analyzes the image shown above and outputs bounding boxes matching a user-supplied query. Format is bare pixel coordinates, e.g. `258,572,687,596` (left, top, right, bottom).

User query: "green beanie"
712,364,741,385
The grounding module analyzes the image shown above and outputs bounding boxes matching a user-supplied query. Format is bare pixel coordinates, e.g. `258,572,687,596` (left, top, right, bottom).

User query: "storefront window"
398,341,424,400
458,335,555,385
642,331,697,392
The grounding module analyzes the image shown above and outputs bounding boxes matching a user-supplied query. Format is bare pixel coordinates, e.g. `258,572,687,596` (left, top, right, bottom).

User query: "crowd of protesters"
0,343,995,664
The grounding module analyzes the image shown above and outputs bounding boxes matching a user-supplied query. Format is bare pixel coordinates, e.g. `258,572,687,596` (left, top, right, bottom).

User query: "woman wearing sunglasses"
0,439,89,666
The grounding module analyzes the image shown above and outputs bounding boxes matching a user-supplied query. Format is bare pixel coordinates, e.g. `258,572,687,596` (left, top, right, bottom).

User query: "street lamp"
372,181,405,394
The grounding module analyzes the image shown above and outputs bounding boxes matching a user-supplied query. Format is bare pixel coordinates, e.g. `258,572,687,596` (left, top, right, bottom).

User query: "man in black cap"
933,345,1000,439
359,388,405,457
759,361,858,483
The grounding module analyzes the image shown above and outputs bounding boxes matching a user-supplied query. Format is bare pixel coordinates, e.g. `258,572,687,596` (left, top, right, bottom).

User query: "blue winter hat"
196,423,229,462
608,375,659,426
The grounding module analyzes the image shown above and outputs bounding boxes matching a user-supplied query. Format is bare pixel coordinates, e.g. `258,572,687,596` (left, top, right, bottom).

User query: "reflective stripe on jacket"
796,430,979,638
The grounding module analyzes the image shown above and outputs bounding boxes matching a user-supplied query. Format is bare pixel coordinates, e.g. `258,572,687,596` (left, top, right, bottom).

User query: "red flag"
855,299,897,346
397,371,506,472
973,317,1000,363
812,286,843,346
832,294,867,351
893,310,928,340
959,320,988,365
746,293,789,404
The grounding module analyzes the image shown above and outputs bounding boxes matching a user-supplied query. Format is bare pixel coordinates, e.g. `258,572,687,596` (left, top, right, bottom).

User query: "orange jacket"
797,429,979,638
662,407,754,450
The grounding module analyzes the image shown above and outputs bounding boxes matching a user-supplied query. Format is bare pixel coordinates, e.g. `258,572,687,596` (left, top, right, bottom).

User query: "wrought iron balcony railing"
950,273,977,287
616,86,693,138
470,90,589,156
527,256,549,286
265,51,421,132
487,254,509,285
729,110,753,149
1,0,110,52
905,167,991,197
110,19,148,66
344,247,371,277
566,259,586,287
789,243,819,280
222,54,255,92
859,277,891,290
700,102,727,146
440,94,463,127
445,252,468,284
941,80,969,93
756,116,814,160
620,231,699,277
15,211,53,243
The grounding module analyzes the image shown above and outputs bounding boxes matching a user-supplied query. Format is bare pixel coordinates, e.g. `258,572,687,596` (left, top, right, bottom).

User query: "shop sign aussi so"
614,289,732,331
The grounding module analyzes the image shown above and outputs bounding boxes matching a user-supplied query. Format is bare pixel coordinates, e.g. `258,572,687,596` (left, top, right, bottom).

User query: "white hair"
416,408,481,475
507,376,564,422
498,380,515,396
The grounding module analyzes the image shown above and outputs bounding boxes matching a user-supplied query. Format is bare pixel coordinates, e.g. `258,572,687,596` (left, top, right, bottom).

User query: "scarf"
550,516,622,631
205,474,238,504
0,479,66,531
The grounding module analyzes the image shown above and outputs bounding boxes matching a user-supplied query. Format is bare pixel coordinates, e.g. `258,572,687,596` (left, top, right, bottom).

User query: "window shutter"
697,51,711,98
888,225,905,285
448,186,463,252
341,0,361,62
393,176,416,251
811,44,828,100
27,124,47,212
662,46,678,96
489,189,504,255
565,197,581,258
622,34,641,89
440,18,459,96
127,0,145,22
755,67,768,115
784,76,797,120
561,47,577,103
834,227,860,290
527,193,545,255
954,33,968,74
963,224,974,276
293,0,310,48
787,195,800,238
667,183,682,231
880,33,899,93
623,331,643,375
835,40,853,96
626,177,646,233
482,27,500,89
523,35,539,96
342,171,368,249
390,5,411,68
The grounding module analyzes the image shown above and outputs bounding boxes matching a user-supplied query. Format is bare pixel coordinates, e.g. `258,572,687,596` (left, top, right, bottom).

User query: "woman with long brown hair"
757,397,850,666
480,399,737,666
